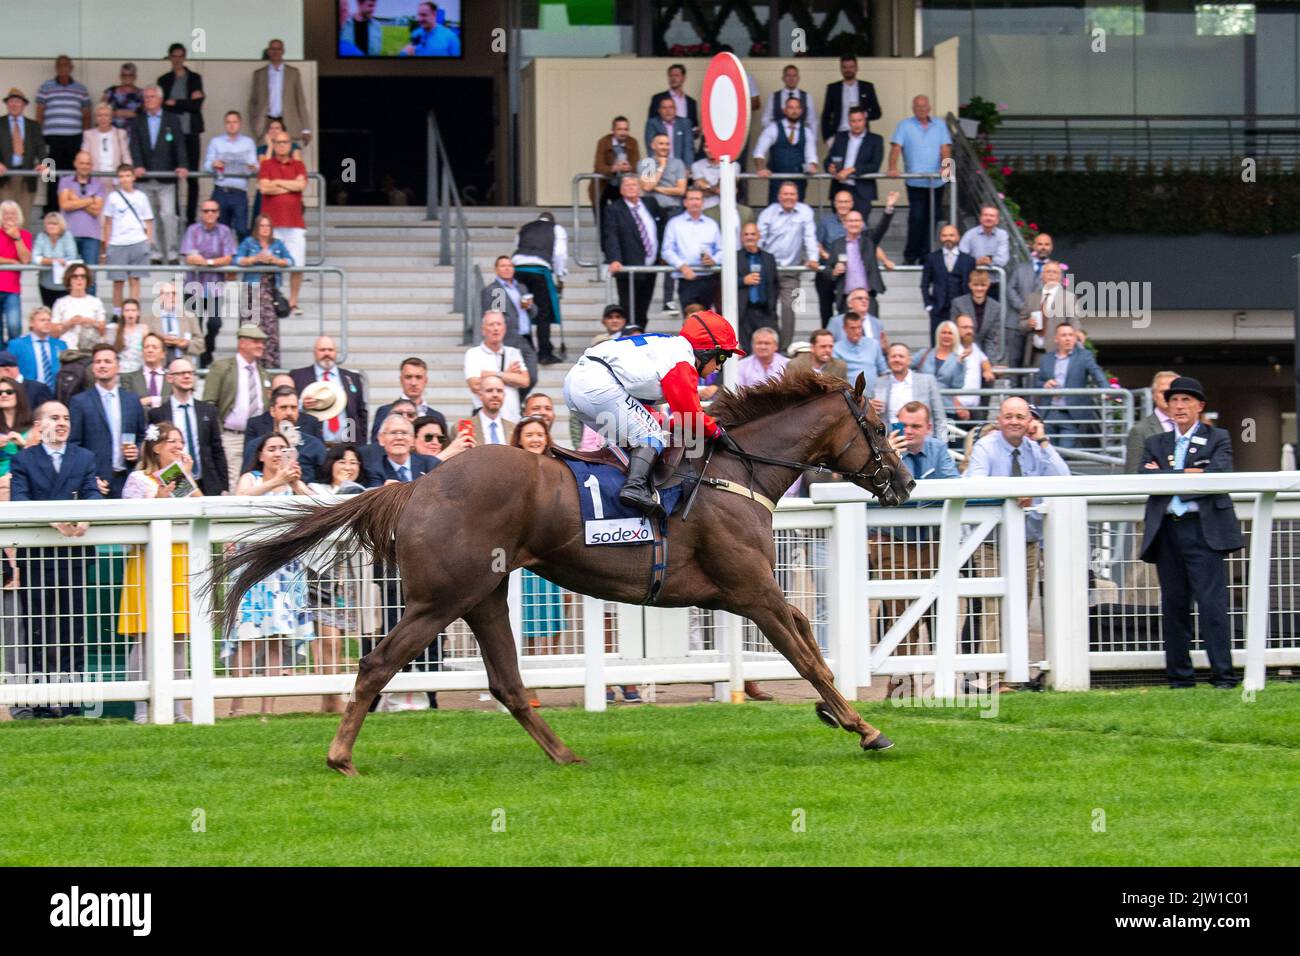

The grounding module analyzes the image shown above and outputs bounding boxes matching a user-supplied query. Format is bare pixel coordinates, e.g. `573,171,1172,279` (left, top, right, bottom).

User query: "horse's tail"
211,481,421,639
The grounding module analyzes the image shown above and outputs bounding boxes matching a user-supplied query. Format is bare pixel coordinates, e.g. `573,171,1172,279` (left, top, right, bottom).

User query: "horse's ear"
852,372,866,401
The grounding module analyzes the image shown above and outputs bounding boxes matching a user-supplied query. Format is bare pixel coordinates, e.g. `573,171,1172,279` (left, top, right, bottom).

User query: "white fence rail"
2,474,1299,723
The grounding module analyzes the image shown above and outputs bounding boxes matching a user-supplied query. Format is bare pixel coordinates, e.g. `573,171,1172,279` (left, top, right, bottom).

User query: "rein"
708,390,896,496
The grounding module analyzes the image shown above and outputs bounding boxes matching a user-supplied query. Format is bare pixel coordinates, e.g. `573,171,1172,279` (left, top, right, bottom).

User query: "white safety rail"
3,474,1300,722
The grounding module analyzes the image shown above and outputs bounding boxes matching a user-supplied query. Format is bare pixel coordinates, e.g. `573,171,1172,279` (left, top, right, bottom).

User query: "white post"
932,498,965,699
1001,499,1029,683
186,518,216,725
1042,497,1091,689
829,501,868,697
583,594,607,711
1244,493,1275,692
723,610,745,702
145,519,175,724
719,155,739,393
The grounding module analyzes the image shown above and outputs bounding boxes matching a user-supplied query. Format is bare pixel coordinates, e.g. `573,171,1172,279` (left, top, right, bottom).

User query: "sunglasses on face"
0,389,16,396
420,432,445,443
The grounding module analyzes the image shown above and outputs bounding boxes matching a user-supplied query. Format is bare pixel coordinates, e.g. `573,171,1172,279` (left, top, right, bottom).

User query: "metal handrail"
1,168,329,265
0,263,349,364
945,112,1032,272
572,169,955,274
424,111,476,345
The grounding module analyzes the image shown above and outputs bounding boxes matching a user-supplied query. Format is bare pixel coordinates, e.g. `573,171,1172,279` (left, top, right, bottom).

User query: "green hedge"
1006,171,1300,237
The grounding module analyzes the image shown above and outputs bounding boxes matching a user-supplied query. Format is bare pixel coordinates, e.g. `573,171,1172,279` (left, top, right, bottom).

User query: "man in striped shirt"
35,56,91,174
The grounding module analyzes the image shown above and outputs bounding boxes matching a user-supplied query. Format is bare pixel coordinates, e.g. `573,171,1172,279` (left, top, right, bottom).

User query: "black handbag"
268,281,291,319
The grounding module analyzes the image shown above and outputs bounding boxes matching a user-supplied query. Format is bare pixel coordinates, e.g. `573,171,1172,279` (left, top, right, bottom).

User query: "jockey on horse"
563,309,745,517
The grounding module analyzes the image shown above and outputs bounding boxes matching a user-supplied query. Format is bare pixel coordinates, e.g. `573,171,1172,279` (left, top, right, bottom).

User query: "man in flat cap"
203,324,271,492
1139,376,1243,689
0,88,49,225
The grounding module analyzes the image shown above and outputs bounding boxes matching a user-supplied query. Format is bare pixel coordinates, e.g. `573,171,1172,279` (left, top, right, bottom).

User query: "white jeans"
563,358,665,450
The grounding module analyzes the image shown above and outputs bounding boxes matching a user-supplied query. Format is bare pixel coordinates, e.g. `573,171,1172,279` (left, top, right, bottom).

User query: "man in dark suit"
736,222,779,353
826,199,895,312
370,357,447,442
953,268,1012,366
158,43,205,225
646,64,699,140
0,88,49,226
0,350,52,409
921,224,975,338
67,345,147,498
824,107,883,215
289,335,367,444
10,400,101,715
644,96,694,167
821,55,882,142
146,357,228,496
359,411,441,708
127,85,188,263
602,174,660,329
241,386,325,483
1035,323,1110,448
1139,376,1244,689
480,256,538,346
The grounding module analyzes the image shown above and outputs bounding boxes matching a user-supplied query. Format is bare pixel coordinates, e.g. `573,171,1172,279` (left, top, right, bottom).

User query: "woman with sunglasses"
0,378,40,487
50,263,111,352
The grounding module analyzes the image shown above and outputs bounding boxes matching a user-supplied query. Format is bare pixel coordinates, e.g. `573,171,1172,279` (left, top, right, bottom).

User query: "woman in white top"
81,103,131,175
114,297,146,373
120,422,200,723
225,432,315,717
50,262,113,351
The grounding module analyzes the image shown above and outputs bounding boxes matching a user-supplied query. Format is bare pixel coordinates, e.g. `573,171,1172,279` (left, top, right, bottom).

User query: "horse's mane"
709,364,850,429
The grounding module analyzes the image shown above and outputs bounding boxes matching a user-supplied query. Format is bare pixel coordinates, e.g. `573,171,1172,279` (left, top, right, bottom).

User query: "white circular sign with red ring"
701,52,749,162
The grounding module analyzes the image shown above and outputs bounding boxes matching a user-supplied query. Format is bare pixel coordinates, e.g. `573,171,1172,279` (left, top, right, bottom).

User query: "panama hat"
300,380,347,420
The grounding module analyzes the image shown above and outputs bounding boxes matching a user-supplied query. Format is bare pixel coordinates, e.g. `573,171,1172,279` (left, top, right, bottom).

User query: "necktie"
323,369,340,433
787,124,797,144
37,339,51,387
1034,259,1043,276
149,369,160,398
11,118,22,159
246,363,262,417
104,390,121,469
748,254,761,304
490,421,500,444
178,403,198,474
1170,435,1191,516
631,203,653,260
50,450,62,474
397,464,411,482
1010,447,1022,477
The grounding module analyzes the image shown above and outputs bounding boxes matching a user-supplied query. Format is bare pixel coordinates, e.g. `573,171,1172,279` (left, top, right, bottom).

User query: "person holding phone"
119,422,198,723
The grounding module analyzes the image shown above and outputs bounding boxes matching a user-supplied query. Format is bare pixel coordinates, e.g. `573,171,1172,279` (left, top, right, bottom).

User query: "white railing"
3,473,1299,723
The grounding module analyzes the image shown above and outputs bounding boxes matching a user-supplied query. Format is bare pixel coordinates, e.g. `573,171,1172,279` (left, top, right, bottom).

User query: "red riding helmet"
679,310,747,358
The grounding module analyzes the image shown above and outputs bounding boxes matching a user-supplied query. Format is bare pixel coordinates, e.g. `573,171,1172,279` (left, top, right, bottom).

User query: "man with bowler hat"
1138,376,1243,688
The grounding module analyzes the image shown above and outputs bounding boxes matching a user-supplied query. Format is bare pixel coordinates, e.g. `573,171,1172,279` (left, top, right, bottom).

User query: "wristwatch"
206,258,213,267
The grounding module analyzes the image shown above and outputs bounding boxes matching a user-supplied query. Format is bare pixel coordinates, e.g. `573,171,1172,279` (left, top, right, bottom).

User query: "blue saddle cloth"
562,459,686,522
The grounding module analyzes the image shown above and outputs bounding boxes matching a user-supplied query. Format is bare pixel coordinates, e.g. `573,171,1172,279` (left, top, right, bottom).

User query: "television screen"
338,0,463,58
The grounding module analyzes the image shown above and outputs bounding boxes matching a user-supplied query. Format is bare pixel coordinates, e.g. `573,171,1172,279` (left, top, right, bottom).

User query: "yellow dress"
116,473,192,636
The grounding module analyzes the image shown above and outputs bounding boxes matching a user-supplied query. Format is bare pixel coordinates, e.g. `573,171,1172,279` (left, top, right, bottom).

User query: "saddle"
549,444,688,490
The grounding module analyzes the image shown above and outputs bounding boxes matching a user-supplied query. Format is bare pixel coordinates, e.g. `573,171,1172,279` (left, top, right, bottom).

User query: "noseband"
831,389,895,496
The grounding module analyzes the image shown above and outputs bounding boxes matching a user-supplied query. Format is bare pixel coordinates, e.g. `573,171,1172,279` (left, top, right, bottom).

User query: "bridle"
709,389,899,501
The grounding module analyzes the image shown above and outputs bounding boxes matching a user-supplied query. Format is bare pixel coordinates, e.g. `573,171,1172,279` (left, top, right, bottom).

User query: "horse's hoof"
814,702,840,729
327,757,359,777
862,732,895,752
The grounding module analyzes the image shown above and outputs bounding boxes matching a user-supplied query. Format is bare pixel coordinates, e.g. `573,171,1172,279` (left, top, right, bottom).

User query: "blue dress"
521,570,566,641
223,474,316,657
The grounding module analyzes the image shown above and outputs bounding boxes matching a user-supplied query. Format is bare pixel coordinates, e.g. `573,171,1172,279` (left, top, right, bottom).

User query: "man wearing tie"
67,344,146,498
147,357,228,496
736,223,779,353
1139,377,1243,689
127,85,188,264
471,374,516,447
1019,261,1076,367
10,401,102,715
0,88,48,227
8,305,65,392
602,175,660,329
202,324,269,493
753,97,819,205
122,332,172,408
290,334,367,444
1007,232,1055,316
148,282,203,364
921,224,975,338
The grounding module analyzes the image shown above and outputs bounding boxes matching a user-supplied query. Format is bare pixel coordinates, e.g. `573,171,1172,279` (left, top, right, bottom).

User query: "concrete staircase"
204,205,931,437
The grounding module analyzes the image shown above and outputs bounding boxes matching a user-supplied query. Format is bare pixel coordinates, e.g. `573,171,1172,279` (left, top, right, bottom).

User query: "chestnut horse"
215,369,913,774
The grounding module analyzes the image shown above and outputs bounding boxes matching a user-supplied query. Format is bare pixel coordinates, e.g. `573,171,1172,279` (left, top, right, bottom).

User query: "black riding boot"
618,445,665,518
